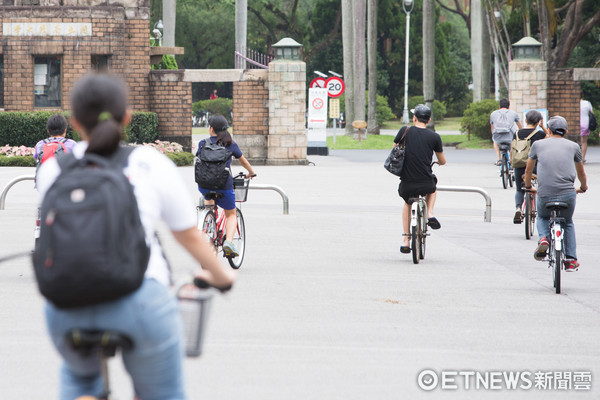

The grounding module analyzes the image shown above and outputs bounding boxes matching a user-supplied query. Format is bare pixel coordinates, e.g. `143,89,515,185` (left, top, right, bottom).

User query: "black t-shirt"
513,127,546,144
394,126,443,182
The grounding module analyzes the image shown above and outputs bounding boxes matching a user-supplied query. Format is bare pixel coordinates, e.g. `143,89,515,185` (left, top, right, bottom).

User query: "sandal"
400,246,411,254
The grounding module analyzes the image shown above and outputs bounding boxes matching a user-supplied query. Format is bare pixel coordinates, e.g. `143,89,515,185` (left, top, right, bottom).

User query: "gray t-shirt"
490,109,520,133
529,137,582,197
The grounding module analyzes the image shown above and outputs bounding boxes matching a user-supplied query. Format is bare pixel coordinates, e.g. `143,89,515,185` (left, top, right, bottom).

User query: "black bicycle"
498,143,514,189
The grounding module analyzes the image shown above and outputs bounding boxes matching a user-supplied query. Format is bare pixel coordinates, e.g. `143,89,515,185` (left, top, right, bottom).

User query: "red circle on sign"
309,77,326,89
325,77,345,98
312,98,324,109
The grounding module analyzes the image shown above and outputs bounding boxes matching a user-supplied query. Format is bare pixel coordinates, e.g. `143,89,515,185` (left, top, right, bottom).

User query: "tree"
341,0,355,134
423,0,436,125
353,0,367,125
367,0,379,134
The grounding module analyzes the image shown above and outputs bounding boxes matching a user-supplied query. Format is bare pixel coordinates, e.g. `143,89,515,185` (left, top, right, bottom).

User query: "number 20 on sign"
325,77,345,98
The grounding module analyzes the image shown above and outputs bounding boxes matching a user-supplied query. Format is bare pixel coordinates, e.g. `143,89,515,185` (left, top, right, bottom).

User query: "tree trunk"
367,0,378,134
235,0,248,69
163,0,176,47
342,0,355,135
470,0,491,101
423,0,435,128
353,0,366,126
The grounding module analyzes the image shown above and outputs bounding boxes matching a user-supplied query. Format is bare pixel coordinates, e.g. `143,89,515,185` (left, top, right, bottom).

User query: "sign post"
329,98,340,144
307,88,329,155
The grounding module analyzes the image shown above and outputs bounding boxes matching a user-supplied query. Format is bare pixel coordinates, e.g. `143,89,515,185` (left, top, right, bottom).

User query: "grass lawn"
381,116,462,131
327,132,491,150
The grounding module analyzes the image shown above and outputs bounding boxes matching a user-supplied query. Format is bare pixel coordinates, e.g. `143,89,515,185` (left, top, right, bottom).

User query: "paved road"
1,145,599,399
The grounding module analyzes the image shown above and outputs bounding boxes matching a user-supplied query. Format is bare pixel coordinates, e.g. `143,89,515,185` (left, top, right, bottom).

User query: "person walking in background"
490,99,523,165
512,110,547,224
524,116,587,271
37,73,235,400
579,94,593,163
33,114,77,164
210,89,218,100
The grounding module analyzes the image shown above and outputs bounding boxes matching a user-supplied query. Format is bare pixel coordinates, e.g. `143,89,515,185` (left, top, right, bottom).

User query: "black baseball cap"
410,104,432,119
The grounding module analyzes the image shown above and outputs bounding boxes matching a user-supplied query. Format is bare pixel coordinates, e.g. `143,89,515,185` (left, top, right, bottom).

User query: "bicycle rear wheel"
419,211,427,260
526,195,536,240
411,224,420,264
553,245,561,294
524,195,532,240
226,208,246,269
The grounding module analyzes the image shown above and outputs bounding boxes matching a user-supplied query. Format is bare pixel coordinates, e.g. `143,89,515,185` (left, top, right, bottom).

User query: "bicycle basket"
233,176,249,202
176,282,213,357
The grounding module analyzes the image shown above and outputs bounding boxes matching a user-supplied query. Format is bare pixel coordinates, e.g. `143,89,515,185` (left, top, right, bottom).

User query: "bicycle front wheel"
501,163,508,189
524,195,532,240
227,208,246,269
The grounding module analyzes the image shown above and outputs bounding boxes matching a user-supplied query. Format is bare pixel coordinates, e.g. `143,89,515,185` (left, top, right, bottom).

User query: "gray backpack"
32,146,150,309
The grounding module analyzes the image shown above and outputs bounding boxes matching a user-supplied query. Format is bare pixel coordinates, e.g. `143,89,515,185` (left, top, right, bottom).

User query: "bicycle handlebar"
193,277,233,293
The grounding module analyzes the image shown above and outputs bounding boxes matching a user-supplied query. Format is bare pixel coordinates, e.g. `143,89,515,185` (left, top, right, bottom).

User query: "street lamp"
494,11,501,100
401,0,414,124
152,19,163,46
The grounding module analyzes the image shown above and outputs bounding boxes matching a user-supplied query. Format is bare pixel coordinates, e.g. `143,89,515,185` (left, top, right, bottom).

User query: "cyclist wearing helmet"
393,104,446,254
524,116,587,271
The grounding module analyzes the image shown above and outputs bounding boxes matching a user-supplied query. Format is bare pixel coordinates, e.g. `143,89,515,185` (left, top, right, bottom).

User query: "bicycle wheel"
411,224,420,264
419,209,427,260
553,244,562,294
226,208,246,269
501,162,508,189
527,195,536,240
198,209,218,248
524,195,532,240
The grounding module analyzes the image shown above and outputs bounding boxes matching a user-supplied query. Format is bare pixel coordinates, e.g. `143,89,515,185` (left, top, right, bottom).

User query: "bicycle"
65,277,229,400
498,142,514,189
407,162,439,264
520,177,537,240
197,172,249,269
543,201,569,294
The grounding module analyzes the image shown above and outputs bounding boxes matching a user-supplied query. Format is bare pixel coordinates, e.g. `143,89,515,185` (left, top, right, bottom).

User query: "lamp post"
152,20,163,46
401,0,414,124
493,11,501,100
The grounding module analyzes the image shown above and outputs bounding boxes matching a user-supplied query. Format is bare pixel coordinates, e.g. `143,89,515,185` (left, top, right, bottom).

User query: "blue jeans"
45,278,186,400
536,192,577,260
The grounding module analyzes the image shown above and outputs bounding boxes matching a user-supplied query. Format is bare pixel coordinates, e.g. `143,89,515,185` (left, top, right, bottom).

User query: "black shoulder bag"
384,127,410,177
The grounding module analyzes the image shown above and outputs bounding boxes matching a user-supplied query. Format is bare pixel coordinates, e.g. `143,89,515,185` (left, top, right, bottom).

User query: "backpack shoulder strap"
525,131,537,140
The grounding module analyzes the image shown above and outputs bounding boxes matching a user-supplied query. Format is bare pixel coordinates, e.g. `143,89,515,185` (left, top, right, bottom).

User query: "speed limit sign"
325,77,345,98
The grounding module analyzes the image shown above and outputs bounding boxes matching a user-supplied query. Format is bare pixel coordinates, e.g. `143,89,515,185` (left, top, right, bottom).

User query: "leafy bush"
165,152,195,166
460,99,498,140
151,54,178,70
192,98,233,123
0,111,77,147
445,91,473,118
0,155,35,167
125,112,160,144
407,96,447,121
337,93,396,125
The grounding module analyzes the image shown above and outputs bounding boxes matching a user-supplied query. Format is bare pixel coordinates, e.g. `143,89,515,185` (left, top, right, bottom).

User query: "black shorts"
398,176,437,204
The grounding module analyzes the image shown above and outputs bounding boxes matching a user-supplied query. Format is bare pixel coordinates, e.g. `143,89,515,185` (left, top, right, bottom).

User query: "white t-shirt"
37,142,197,286
580,100,593,129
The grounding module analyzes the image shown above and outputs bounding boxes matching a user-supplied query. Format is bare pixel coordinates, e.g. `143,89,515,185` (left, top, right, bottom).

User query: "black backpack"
194,140,232,190
589,111,597,132
32,146,150,309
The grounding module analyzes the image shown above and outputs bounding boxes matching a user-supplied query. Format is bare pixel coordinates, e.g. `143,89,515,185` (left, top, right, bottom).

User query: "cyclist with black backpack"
195,115,256,257
35,73,235,400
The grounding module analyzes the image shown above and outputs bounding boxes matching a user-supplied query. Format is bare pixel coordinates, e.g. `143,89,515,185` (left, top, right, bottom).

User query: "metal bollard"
248,184,289,215
436,185,492,222
0,175,35,210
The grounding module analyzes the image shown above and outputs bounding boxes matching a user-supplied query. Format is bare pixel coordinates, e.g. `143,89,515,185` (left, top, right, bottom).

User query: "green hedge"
407,96,447,121
460,99,498,140
0,155,36,167
165,151,194,166
0,111,159,146
125,112,160,144
0,111,78,147
337,92,396,124
192,98,233,123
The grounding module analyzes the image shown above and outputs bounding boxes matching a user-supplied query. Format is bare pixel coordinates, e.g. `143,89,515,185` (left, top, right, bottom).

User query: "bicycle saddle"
203,192,224,201
498,142,512,151
65,329,134,357
545,201,569,210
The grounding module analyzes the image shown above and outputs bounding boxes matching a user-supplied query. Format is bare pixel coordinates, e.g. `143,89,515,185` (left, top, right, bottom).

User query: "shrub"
460,99,499,140
337,92,396,125
0,156,35,167
407,96,447,121
192,98,233,123
0,111,77,147
165,152,195,166
125,112,160,144
151,54,178,70
445,92,473,118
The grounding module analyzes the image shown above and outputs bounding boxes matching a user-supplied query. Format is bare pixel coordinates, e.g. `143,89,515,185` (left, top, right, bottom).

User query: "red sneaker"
564,259,579,272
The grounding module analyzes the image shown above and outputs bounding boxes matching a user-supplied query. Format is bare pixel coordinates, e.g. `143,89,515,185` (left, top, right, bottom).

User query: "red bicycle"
197,173,248,269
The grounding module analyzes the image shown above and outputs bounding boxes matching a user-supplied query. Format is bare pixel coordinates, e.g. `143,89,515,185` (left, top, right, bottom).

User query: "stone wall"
548,69,580,141
149,70,192,151
267,60,307,165
0,5,149,112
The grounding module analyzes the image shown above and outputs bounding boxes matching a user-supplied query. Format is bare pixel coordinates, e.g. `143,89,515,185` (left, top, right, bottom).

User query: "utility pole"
235,0,247,69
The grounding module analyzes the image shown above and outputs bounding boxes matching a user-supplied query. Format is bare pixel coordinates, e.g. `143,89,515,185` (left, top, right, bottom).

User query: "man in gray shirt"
524,116,587,271
490,98,522,165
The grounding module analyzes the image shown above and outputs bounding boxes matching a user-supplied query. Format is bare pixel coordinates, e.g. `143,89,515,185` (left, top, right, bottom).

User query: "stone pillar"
548,69,580,142
232,70,269,164
149,70,192,151
508,59,547,119
267,60,308,165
